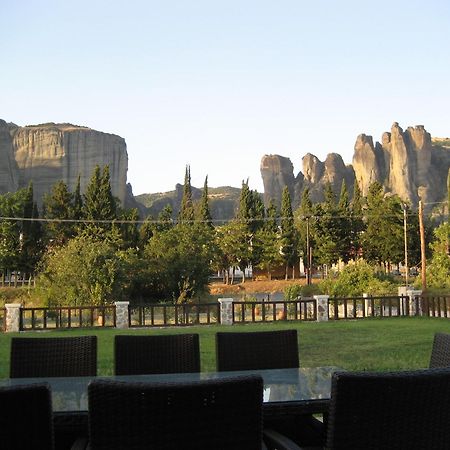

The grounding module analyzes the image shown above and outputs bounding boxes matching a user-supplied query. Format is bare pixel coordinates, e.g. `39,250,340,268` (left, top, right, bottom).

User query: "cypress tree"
198,176,212,227
179,165,195,223
280,186,297,279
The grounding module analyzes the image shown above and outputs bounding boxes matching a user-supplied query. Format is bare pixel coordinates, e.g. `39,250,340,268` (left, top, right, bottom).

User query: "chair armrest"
70,437,89,450
263,429,305,450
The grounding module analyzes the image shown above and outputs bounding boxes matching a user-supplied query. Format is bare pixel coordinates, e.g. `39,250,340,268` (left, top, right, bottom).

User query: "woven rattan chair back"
0,383,54,449
88,376,263,450
326,369,450,450
429,332,450,368
114,333,200,375
216,329,299,371
10,335,97,378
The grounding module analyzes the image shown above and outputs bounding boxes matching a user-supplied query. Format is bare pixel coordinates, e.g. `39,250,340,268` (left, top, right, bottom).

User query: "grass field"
1,317,450,378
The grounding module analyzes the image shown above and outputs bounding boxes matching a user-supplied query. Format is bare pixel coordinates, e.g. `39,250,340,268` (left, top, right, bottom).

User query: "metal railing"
20,306,116,331
328,295,410,320
129,302,220,327
232,299,317,323
422,296,450,318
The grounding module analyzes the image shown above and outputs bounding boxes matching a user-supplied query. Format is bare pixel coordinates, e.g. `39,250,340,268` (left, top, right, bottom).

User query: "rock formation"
0,121,128,205
261,122,450,210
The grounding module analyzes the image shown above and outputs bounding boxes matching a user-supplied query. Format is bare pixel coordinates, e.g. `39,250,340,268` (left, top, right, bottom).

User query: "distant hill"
135,185,241,222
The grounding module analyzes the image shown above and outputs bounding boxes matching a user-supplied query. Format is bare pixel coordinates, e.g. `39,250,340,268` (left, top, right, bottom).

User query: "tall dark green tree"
254,199,282,280
280,186,298,279
350,182,365,257
179,165,195,223
73,175,83,220
42,180,75,245
83,165,117,236
337,180,352,263
19,182,43,274
313,183,342,272
197,176,212,227
295,187,314,276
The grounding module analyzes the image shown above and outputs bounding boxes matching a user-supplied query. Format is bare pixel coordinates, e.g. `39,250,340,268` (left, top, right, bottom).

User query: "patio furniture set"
1,331,450,449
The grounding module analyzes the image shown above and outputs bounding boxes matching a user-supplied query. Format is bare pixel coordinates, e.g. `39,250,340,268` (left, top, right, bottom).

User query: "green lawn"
1,317,450,378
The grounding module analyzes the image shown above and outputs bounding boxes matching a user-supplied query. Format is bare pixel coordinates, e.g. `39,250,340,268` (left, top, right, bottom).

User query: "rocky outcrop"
1,121,128,205
261,122,450,210
0,120,19,193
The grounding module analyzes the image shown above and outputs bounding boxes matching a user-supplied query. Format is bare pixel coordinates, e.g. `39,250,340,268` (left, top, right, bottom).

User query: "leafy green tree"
0,191,24,271
280,187,298,279
426,222,450,289
117,207,140,249
362,182,405,269
179,166,195,223
142,223,213,302
156,204,174,232
37,235,136,306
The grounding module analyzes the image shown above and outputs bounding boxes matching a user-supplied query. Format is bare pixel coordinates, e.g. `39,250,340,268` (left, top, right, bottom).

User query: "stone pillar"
363,293,370,317
314,295,329,322
5,303,21,332
218,298,234,325
407,289,423,316
114,301,130,329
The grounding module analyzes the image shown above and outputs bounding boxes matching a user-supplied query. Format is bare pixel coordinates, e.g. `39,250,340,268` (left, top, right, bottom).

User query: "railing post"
218,298,234,325
114,301,130,329
406,289,423,316
5,303,21,332
314,295,329,322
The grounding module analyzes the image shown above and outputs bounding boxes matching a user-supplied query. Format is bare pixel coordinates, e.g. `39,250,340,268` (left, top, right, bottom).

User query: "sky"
2,0,450,195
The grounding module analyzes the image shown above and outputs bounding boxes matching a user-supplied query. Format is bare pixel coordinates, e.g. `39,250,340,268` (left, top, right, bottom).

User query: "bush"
319,261,397,297
36,236,137,306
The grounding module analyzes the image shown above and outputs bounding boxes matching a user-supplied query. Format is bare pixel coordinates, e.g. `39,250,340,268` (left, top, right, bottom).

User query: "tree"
197,176,213,227
295,188,314,277
19,182,43,274
313,183,341,271
255,199,283,280
42,180,75,245
362,182,404,270
179,165,195,223
337,180,352,263
280,186,298,279
37,235,136,306
142,223,213,303
426,222,450,289
350,182,365,257
83,165,118,237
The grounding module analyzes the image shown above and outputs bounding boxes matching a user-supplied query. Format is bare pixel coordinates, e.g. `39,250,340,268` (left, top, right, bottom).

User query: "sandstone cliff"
0,121,128,205
261,122,450,210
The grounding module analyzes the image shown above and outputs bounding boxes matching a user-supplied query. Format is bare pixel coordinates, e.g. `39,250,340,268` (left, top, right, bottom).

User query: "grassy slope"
1,317,450,378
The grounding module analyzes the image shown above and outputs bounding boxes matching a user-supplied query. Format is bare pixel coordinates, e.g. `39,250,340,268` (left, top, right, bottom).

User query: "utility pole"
402,203,409,287
418,200,427,289
306,217,311,285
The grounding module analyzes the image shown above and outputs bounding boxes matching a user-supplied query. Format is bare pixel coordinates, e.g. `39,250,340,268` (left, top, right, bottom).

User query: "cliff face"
1,121,128,205
261,122,450,210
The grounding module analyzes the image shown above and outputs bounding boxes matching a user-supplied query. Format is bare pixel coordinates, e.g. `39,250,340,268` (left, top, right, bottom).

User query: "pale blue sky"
2,0,450,195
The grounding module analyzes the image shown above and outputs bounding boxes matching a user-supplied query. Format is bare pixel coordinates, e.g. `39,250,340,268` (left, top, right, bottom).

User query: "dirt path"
209,279,307,296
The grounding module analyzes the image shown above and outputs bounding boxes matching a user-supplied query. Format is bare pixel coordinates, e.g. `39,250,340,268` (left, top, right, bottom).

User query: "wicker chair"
0,383,54,449
429,332,450,368
87,376,265,450
10,335,97,378
264,368,450,449
114,333,200,375
216,329,299,371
